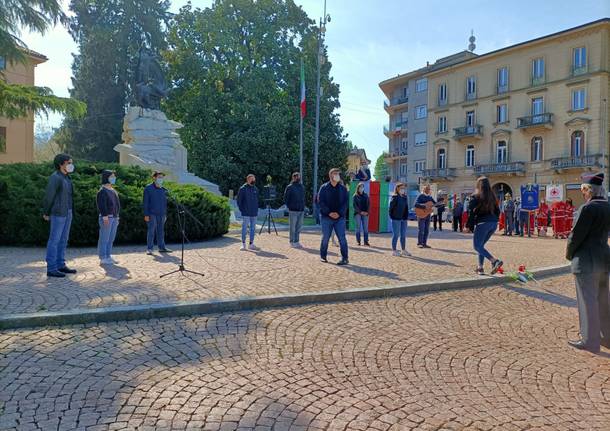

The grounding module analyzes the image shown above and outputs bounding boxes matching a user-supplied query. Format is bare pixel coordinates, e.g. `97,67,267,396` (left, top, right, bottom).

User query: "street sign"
520,184,540,211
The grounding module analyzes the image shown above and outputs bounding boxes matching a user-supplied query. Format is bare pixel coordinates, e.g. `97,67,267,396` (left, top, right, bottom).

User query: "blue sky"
23,0,610,168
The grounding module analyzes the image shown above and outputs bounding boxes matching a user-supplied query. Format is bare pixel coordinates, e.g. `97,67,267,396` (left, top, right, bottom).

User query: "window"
497,67,508,93
438,83,447,105
402,87,408,98
437,149,447,169
497,141,508,164
573,47,586,73
400,162,408,176
531,137,543,161
415,160,426,174
400,110,409,122
400,138,408,154
496,104,508,123
415,78,428,92
438,116,447,133
466,110,475,127
532,58,545,83
466,145,475,168
0,127,6,153
466,76,476,99
571,131,584,157
415,104,427,119
0,56,5,70
531,97,544,122
414,132,427,146
571,88,586,111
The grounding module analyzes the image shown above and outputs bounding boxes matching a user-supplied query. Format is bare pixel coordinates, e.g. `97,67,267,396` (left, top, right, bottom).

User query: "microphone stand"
159,190,205,279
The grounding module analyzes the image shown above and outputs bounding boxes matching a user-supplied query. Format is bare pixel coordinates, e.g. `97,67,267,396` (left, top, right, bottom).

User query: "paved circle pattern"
1,274,609,430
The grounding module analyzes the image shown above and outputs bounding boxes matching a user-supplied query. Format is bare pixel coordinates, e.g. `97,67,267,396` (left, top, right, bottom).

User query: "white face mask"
332,174,340,182
399,189,406,196
65,163,75,173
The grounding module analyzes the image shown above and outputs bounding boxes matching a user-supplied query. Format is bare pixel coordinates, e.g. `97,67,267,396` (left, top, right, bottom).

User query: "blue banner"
520,184,540,211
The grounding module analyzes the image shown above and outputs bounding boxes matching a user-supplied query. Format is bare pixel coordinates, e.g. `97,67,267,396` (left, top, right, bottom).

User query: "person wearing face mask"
143,171,171,255
42,153,77,278
237,174,260,251
353,182,370,246
389,183,411,257
565,173,610,353
284,172,305,248
355,163,371,182
96,170,121,265
318,168,349,265
414,184,436,248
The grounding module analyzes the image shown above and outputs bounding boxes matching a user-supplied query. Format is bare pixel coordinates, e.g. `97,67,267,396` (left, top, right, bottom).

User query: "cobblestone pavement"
1,274,609,430
0,225,577,315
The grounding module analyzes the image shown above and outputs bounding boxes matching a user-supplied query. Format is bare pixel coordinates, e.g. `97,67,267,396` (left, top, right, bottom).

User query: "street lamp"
312,0,330,223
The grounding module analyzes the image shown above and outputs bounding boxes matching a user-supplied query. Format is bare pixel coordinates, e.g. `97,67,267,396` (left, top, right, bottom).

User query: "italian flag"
300,59,306,119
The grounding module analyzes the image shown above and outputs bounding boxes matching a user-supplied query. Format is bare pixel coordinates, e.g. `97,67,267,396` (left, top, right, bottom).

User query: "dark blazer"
284,182,305,212
389,194,409,220
237,183,259,217
566,198,610,274
318,182,348,219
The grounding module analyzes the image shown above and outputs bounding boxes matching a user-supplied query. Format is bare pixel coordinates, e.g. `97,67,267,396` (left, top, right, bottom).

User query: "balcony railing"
394,120,408,130
438,98,447,107
517,113,553,129
474,162,526,176
550,154,603,170
422,168,456,180
497,84,508,94
466,92,476,101
386,150,408,159
532,76,545,86
383,125,389,135
572,65,588,76
453,125,483,139
384,97,409,110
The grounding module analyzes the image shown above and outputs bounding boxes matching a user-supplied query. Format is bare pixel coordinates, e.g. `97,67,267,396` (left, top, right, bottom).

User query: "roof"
22,47,48,63
349,148,371,164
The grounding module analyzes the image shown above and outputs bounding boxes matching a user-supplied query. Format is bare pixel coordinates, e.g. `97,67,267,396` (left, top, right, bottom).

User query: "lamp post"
313,0,330,223
603,98,608,191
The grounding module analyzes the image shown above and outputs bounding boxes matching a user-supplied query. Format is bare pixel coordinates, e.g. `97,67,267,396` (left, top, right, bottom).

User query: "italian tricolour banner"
300,59,306,118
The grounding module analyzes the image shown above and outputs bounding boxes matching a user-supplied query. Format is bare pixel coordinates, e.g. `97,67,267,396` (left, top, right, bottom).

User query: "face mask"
66,163,75,173
249,181,256,185
155,178,164,187
109,177,116,185
358,188,363,194
332,174,340,182
399,189,406,196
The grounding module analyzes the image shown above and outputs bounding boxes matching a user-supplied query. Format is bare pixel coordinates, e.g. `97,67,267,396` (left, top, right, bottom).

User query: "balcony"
531,76,545,87
517,113,553,130
466,92,476,101
550,154,604,172
474,162,526,176
453,125,483,140
384,97,409,112
422,168,457,181
438,98,447,107
385,150,408,161
572,65,588,76
497,84,508,94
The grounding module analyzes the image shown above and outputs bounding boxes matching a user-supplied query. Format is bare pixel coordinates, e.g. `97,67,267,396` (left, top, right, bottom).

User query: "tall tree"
374,152,389,181
164,0,350,200
56,0,170,161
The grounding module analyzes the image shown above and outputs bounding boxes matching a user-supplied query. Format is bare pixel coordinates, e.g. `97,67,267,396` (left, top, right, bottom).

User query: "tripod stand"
259,201,278,235
160,195,205,279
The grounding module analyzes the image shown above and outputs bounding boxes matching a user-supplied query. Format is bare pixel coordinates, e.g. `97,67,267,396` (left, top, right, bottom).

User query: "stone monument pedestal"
114,107,220,195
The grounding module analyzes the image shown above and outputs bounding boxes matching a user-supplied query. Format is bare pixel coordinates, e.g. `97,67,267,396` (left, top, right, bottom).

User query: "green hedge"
0,162,230,246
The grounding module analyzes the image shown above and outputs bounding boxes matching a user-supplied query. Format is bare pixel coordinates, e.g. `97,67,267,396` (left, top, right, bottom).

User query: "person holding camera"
238,174,260,251
143,171,171,255
96,170,121,265
318,168,349,265
284,172,305,248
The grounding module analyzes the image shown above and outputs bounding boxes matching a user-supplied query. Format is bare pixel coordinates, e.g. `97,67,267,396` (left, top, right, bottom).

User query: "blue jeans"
241,216,257,244
98,216,119,260
417,216,430,246
146,214,167,250
473,221,498,267
391,219,407,251
288,211,304,243
514,215,521,235
45,210,73,272
320,216,348,260
354,214,369,244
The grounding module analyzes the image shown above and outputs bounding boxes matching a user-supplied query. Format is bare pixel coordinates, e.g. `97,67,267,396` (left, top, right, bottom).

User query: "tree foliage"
0,79,85,119
374,152,389,182
55,0,170,161
164,0,350,202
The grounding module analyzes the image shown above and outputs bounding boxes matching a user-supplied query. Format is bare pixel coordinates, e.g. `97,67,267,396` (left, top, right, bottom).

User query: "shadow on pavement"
407,256,461,267
503,284,577,308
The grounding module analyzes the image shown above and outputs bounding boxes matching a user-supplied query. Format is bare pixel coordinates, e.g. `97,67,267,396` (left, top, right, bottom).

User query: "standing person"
502,193,515,236
318,168,349,265
143,171,172,255
237,174,260,251
514,197,522,236
414,184,436,248
284,172,305,248
389,183,411,257
466,177,503,275
353,182,370,246
519,203,531,237
565,173,610,353
42,154,77,278
96,170,121,265
355,163,371,181
433,197,446,231
452,197,464,232
537,199,550,236
565,197,576,233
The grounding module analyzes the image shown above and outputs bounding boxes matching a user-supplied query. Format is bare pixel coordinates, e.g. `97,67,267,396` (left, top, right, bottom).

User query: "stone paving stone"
0,227,579,315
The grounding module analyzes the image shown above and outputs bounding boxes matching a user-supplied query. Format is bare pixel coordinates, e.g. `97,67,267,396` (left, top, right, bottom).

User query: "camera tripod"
259,202,278,235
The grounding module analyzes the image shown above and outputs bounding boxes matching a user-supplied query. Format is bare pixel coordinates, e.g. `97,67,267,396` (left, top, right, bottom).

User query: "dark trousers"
452,214,463,232
574,271,610,351
514,215,521,236
432,214,443,231
146,214,167,250
417,216,431,246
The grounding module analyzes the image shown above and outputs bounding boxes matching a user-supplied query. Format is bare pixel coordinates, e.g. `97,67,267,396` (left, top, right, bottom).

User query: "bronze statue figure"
135,48,168,110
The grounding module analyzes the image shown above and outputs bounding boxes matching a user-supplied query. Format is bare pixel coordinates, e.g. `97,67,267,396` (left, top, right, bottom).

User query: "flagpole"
299,58,304,181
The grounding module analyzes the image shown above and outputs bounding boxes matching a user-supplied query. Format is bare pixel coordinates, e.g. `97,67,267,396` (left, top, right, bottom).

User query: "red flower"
497,267,504,274
518,265,526,272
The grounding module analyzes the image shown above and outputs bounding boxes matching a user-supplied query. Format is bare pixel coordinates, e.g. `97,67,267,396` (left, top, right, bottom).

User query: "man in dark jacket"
143,171,171,255
284,172,305,248
566,173,610,353
42,154,77,278
318,168,349,265
432,197,446,231
452,197,464,232
237,174,260,251
414,184,436,248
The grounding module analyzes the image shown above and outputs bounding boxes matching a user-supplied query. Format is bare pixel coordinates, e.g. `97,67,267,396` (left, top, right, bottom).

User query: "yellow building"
422,18,609,206
347,147,371,178
0,49,48,164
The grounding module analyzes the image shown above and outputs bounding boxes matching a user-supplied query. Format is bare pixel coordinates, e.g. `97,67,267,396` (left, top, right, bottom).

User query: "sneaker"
364,242,370,247
417,244,424,248
249,244,260,251
109,258,119,265
491,259,504,275
357,241,361,246
320,257,328,263
423,245,432,249
159,248,172,253
294,242,304,249
58,266,77,274
289,242,296,248
100,258,113,265
240,243,247,251
47,270,66,278
146,249,154,256
401,250,412,257
476,267,485,276
337,259,349,266
392,250,401,256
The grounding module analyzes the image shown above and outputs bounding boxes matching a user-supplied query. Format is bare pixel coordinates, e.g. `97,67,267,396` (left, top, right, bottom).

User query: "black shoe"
159,248,172,253
320,257,328,263
357,242,361,246
47,271,66,278
423,245,432,249
568,339,600,353
364,242,370,247
337,259,349,266
491,259,504,275
58,267,77,274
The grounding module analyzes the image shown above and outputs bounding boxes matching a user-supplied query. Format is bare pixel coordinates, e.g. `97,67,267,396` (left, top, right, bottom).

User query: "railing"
394,120,408,130
383,125,389,134
385,97,409,110
532,76,545,86
497,84,508,94
572,65,588,76
386,150,408,159
453,125,483,138
517,113,553,128
466,92,476,101
422,168,456,179
438,98,447,107
475,162,525,175
551,154,601,169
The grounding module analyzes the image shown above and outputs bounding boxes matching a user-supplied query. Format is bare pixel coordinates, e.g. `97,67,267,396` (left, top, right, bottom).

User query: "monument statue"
114,49,220,195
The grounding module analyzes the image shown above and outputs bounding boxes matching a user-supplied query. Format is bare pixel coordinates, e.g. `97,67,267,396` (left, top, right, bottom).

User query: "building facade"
0,50,48,164
422,19,609,206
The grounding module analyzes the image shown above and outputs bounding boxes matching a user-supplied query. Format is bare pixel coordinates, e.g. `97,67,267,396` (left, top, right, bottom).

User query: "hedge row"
0,162,230,246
